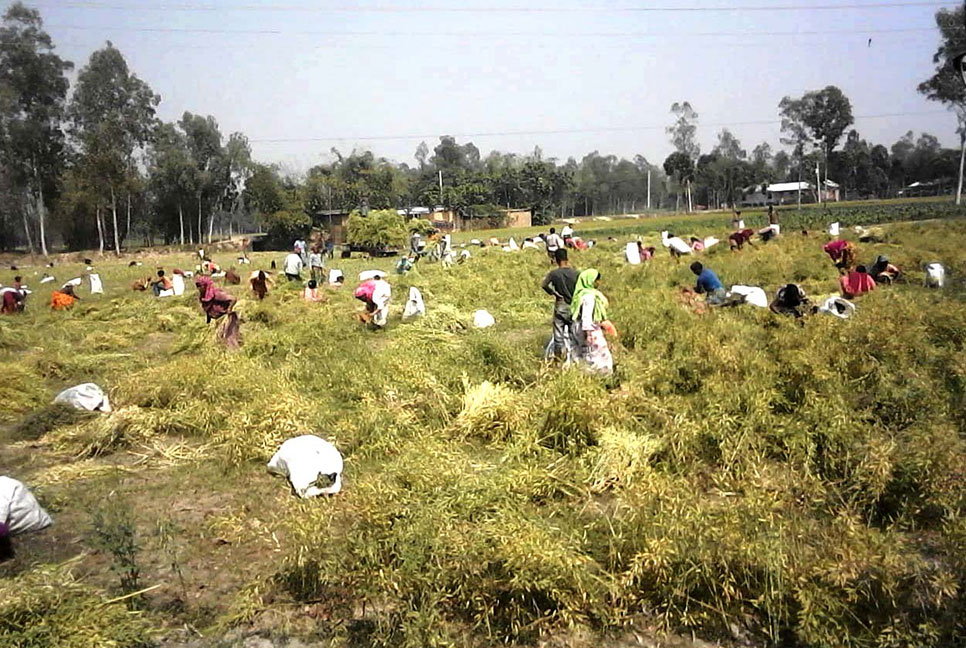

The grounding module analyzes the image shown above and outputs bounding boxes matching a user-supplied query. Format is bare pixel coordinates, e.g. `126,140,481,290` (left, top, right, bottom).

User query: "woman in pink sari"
839,265,876,299
195,276,236,323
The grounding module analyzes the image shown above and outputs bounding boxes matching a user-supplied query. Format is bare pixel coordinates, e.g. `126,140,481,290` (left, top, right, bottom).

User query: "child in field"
571,269,616,375
303,279,325,303
729,229,755,251
152,270,173,296
250,270,272,300
823,239,856,270
50,284,78,310
309,246,325,283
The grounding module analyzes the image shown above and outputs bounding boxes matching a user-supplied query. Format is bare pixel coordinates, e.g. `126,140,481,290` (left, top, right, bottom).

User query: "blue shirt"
695,268,723,294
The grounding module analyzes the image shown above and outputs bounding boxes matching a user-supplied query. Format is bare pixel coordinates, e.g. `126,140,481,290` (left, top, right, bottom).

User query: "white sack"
53,383,111,413
625,242,642,265
267,435,343,498
817,296,855,320
925,263,945,288
88,273,103,295
703,236,720,249
508,237,520,251
522,240,539,250
403,286,426,319
172,273,185,296
0,477,52,536
63,277,82,288
828,222,840,236
473,309,496,328
359,270,386,282
328,269,345,285
728,285,768,308
39,276,55,284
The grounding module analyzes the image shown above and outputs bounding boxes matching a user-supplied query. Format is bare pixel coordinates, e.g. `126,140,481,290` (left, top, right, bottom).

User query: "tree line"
1,2,963,254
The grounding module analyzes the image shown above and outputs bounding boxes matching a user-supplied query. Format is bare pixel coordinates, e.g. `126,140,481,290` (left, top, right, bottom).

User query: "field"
2,203,966,647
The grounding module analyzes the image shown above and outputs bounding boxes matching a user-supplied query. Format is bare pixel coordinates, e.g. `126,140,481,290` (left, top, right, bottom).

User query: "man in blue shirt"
690,262,727,306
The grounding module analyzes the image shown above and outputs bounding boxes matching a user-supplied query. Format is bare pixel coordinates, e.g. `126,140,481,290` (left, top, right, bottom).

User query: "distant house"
401,206,532,232
309,209,352,243
741,180,840,206
897,180,943,198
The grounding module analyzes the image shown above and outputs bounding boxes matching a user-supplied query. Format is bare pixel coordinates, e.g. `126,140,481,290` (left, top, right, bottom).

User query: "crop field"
2,205,966,647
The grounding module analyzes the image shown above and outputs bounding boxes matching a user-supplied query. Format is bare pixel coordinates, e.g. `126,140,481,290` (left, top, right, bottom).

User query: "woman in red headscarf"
195,276,236,323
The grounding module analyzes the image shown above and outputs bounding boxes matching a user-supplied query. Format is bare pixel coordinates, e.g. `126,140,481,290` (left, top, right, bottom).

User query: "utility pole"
438,170,443,207
647,168,651,211
816,162,823,206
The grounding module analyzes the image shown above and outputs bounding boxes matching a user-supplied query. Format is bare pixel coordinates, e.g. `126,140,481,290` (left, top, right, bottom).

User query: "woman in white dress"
570,269,617,375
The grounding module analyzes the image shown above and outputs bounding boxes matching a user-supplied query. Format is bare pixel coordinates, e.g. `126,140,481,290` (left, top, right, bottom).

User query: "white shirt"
546,233,564,251
283,253,303,275
561,226,573,238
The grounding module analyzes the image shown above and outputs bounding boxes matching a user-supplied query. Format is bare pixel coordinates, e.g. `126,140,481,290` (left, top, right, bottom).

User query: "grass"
1,205,966,646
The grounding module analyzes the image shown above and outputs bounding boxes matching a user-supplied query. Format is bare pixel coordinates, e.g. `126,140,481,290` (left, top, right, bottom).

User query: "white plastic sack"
0,477,52,536
172,273,185,296
359,270,386,282
625,242,641,265
403,287,426,319
53,383,111,413
703,236,720,249
728,285,768,308
817,296,855,319
828,222,840,236
522,240,539,250
508,237,520,251
89,273,103,295
737,220,745,229
328,269,345,285
39,275,55,284
267,435,343,498
661,231,692,255
473,309,495,328
925,263,945,288
63,277,82,288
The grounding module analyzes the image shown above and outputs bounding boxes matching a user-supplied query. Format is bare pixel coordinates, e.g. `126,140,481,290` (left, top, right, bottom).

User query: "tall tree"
147,122,194,244
779,86,853,200
0,2,72,255
918,4,966,203
179,112,223,245
69,42,159,255
667,102,699,211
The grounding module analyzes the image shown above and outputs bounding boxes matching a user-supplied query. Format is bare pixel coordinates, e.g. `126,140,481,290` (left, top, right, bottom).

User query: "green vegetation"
2,210,966,646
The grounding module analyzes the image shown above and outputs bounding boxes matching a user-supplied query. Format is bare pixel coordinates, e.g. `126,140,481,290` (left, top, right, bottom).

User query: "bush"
346,209,407,247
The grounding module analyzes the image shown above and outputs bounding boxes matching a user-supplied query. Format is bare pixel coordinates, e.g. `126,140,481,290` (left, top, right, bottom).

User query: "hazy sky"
18,0,963,172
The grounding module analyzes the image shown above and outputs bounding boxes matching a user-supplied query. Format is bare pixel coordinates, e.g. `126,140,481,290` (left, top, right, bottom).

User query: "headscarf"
870,255,888,276
570,269,609,322
195,276,216,303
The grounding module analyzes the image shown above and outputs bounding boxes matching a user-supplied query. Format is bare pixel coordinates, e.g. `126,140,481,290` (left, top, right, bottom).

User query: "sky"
14,0,964,173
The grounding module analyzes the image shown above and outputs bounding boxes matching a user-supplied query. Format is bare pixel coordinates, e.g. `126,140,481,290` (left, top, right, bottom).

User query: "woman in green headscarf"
570,269,616,375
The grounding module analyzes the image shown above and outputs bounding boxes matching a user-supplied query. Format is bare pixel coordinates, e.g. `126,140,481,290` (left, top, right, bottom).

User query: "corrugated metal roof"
767,182,811,192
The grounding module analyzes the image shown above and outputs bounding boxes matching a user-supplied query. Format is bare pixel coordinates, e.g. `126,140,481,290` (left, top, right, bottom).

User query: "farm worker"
324,238,335,259
561,224,574,246
545,227,564,265
541,248,580,361
768,205,779,225
294,238,307,264
308,246,325,283
570,269,615,375
152,270,173,296
250,270,272,300
823,239,856,269
870,255,901,285
0,287,24,314
840,266,876,299
50,284,78,310
770,283,809,318
224,268,241,285
729,229,755,251
195,276,236,323
661,231,692,262
283,251,303,281
689,237,705,252
639,243,656,260
410,231,424,258
353,274,391,328
690,262,727,306
303,279,325,303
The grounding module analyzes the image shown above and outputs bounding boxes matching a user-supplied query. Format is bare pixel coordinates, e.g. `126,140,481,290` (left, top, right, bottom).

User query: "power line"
245,110,950,144
46,24,938,38
29,1,959,13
